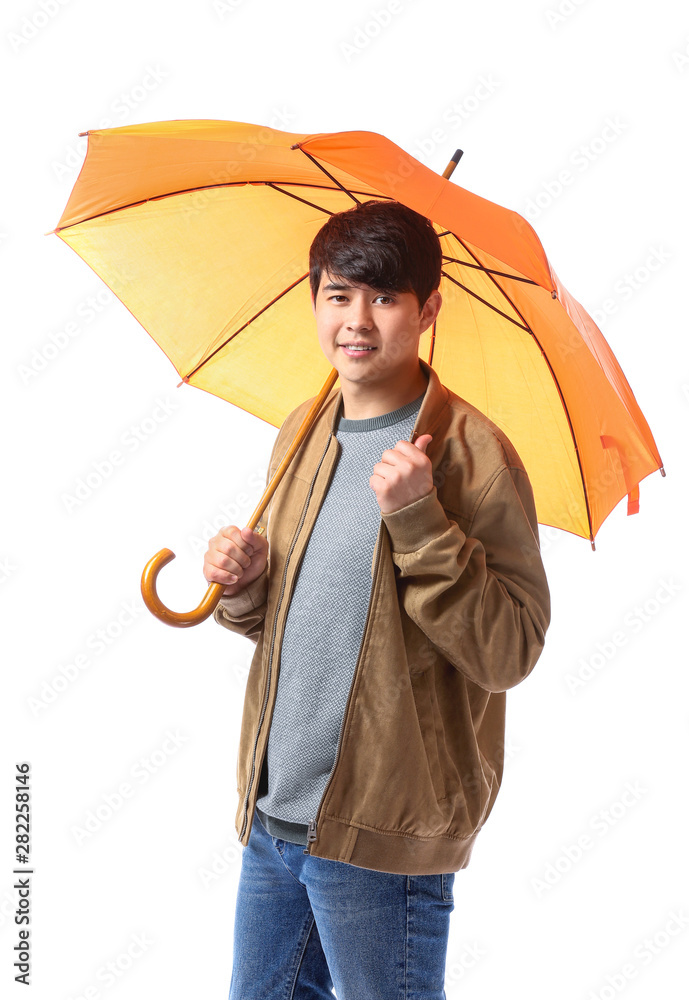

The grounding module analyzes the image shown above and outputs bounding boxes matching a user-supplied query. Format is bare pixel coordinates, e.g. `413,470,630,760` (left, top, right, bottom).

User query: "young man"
204,200,551,999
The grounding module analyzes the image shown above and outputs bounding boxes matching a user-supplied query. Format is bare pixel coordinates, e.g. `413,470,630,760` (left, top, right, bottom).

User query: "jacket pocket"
410,671,447,802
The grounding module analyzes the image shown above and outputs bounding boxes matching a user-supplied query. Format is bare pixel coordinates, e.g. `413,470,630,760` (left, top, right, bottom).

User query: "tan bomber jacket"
214,359,551,875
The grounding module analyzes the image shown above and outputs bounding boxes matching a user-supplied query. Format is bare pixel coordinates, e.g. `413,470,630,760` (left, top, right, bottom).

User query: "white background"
2,0,687,997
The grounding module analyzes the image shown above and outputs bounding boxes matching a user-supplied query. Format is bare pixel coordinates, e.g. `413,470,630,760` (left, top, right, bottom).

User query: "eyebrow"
322,281,395,295
322,281,355,291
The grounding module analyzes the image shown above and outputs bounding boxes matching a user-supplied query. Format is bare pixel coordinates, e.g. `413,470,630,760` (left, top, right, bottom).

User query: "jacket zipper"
302,515,386,855
239,432,335,842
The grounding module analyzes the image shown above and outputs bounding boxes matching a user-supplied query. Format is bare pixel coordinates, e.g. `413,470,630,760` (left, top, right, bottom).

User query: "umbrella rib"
441,271,531,331
52,182,386,232
442,235,595,543
182,272,310,381
265,183,338,216
291,145,362,205
442,256,539,285
428,319,437,366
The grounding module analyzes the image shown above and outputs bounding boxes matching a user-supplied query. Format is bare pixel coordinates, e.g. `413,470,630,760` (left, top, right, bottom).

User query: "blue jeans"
229,809,455,999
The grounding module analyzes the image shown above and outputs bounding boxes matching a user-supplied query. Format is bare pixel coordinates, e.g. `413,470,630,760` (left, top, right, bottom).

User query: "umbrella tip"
442,150,463,180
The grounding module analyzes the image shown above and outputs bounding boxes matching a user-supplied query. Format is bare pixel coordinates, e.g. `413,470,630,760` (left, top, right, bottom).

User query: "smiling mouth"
340,344,376,351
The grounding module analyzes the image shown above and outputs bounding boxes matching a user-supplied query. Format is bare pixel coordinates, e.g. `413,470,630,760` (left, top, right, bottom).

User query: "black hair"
309,199,441,309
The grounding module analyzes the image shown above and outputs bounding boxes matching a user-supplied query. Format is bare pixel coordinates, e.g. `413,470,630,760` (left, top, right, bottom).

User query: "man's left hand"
370,434,434,514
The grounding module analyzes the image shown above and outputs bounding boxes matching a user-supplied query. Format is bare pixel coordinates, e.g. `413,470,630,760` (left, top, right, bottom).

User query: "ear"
419,289,442,333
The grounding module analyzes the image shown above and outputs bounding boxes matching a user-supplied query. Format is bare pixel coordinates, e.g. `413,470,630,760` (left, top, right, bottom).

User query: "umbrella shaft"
141,367,340,627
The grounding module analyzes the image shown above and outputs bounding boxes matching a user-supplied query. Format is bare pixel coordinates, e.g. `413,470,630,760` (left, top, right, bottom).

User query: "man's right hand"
203,526,269,597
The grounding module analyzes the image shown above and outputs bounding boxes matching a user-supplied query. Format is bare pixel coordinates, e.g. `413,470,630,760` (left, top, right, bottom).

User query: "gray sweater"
255,391,425,844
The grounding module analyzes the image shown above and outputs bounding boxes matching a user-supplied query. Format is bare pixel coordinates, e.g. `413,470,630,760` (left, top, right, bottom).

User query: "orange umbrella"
49,119,664,622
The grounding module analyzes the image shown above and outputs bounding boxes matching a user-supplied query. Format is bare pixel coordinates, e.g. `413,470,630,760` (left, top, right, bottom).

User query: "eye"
375,295,394,304
329,294,347,302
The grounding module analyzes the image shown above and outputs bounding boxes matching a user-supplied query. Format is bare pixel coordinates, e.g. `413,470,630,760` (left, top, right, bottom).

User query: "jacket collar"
323,358,449,440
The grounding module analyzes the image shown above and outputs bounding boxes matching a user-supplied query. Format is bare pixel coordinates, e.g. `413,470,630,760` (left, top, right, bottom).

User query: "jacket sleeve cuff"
381,486,452,554
216,569,268,620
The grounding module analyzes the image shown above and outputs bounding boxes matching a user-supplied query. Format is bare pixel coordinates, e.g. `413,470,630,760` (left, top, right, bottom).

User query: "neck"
340,364,429,420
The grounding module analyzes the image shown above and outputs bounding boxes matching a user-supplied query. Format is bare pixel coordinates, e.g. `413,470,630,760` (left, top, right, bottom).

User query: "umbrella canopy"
51,119,664,545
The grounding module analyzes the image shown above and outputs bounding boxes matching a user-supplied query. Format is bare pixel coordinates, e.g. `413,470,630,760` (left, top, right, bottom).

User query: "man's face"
312,272,441,392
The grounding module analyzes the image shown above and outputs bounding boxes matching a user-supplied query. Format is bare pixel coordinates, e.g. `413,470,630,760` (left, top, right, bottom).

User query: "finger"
384,440,426,462
214,538,252,570
217,525,242,549
239,526,261,552
413,434,433,453
242,526,268,551
209,550,247,578
371,462,402,483
395,436,431,455
379,447,400,466
379,443,415,467
204,559,240,585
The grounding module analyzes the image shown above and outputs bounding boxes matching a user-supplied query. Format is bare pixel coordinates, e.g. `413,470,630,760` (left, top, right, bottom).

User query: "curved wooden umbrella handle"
141,367,339,627
141,550,226,627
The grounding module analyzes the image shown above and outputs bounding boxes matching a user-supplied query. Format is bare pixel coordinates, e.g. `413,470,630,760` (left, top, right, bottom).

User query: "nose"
345,298,373,332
